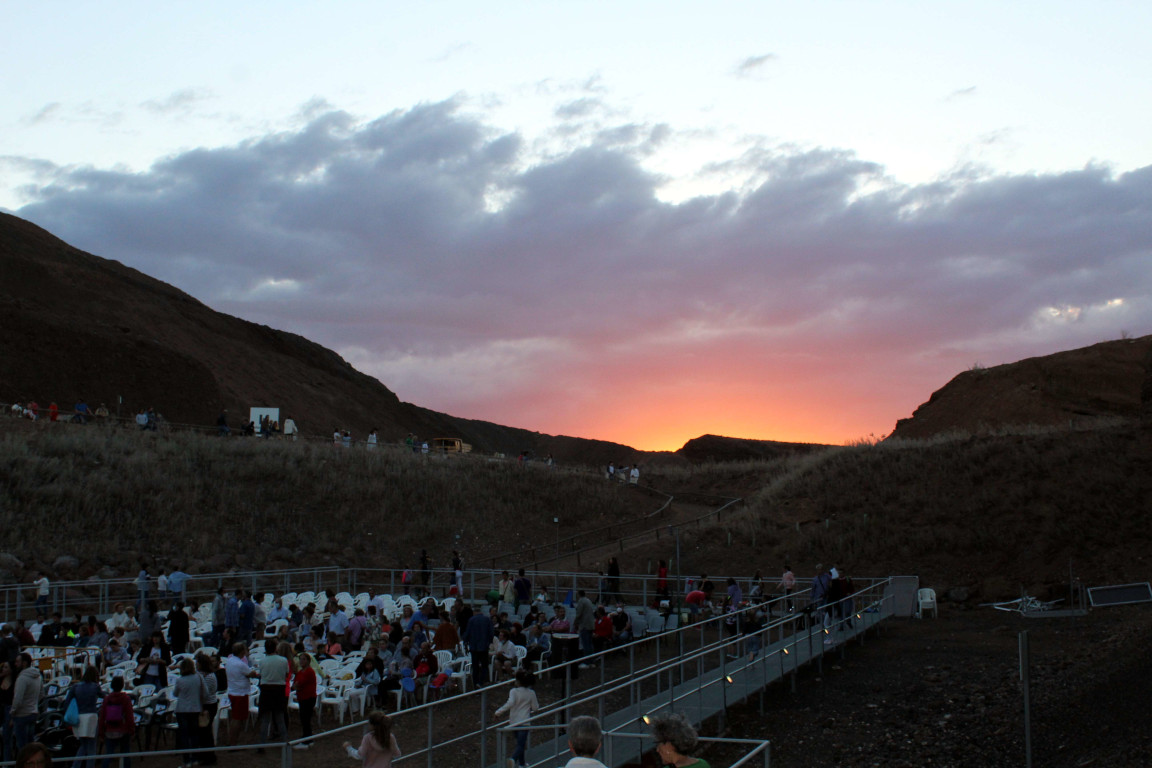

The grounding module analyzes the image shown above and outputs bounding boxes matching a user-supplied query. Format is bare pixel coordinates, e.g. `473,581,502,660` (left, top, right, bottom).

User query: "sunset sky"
4,2,1151,450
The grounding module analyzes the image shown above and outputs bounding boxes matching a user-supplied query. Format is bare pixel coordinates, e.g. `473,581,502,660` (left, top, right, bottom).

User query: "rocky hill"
889,335,1152,440
0,212,671,465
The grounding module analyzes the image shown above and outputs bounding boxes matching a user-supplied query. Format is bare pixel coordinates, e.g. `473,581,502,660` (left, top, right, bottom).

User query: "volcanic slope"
0,212,664,465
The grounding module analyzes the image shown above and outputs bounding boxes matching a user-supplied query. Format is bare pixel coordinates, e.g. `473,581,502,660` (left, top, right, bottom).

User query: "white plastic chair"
319,681,352,725
917,588,938,619
390,669,417,711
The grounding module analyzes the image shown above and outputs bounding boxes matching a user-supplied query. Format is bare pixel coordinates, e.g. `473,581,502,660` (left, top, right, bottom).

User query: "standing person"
224,643,257,747
607,558,621,603
562,716,608,768
257,639,288,749
174,658,208,767
512,569,531,611
195,653,219,765
419,550,432,595
61,666,101,768
237,592,256,646
343,710,400,766
156,570,169,600
780,565,796,612
167,602,190,655
292,652,318,750
726,577,743,608
495,670,539,768
451,551,465,597
463,610,494,688
656,560,669,598
97,676,135,766
572,590,596,664
209,587,227,649
9,654,40,755
167,568,189,602
648,712,710,768
498,571,515,608
366,429,378,450
31,574,49,614
0,660,15,762
135,565,150,609
138,630,171,688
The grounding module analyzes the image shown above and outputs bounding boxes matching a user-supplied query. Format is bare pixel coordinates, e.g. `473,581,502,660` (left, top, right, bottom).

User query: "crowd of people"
0,555,857,766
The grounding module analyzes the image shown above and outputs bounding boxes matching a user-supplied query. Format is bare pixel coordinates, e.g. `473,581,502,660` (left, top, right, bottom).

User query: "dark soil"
712,603,1152,768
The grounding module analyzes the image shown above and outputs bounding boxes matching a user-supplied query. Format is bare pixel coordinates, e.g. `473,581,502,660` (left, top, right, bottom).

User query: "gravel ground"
709,603,1152,768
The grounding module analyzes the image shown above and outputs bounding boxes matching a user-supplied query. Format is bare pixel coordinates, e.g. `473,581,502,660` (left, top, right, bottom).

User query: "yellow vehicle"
432,437,472,453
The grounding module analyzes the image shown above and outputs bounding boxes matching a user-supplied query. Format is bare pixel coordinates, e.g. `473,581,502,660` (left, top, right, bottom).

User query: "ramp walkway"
496,581,899,768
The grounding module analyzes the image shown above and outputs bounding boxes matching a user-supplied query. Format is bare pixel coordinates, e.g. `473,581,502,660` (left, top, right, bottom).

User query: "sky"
3,2,1151,450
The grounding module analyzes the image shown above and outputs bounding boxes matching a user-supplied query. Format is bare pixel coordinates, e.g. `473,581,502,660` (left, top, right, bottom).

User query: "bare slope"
890,335,1152,440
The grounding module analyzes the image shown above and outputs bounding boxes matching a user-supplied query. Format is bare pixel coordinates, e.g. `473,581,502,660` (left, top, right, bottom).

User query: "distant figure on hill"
136,409,149,430
48,402,59,422
73,399,92,424
217,410,230,436
629,465,640,484
367,429,378,450
282,417,298,440
332,428,341,446
606,462,614,481
94,402,109,422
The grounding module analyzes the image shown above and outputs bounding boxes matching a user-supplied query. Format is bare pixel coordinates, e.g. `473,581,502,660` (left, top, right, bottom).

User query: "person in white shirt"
489,630,518,681
224,643,259,746
495,670,540,768
563,716,609,768
33,573,50,612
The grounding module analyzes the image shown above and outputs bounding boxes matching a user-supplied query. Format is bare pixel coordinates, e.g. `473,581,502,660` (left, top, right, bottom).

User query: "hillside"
890,335,1152,439
0,212,663,465
642,420,1152,601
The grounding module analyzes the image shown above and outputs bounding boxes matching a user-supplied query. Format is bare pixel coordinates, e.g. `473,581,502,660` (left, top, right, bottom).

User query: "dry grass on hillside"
642,421,1152,599
0,424,656,581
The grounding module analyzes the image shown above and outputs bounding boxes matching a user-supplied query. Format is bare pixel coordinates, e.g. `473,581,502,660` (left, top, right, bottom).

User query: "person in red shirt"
292,652,318,749
593,608,614,651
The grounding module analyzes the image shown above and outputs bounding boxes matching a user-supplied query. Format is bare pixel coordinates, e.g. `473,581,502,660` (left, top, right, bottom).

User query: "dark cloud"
14,100,1152,444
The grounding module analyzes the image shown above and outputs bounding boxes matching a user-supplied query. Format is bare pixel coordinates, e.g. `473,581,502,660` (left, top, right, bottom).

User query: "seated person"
490,630,518,681
412,641,439,680
509,623,528,648
102,639,129,667
611,608,633,644
548,607,571,634
524,624,551,665
355,657,382,704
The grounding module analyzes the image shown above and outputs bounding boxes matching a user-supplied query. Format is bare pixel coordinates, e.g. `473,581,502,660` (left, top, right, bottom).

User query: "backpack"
104,699,126,731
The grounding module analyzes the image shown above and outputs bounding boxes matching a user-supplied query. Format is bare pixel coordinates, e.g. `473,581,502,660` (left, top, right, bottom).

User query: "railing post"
479,686,488,768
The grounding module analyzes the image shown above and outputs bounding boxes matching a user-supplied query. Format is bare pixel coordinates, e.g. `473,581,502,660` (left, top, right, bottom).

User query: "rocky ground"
709,602,1152,768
